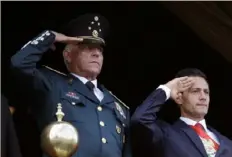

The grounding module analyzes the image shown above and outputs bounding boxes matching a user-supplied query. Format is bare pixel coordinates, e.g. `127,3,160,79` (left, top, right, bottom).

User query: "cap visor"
78,36,105,46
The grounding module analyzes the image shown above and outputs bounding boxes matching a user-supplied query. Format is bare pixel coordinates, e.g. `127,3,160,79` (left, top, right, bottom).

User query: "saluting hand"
165,77,194,101
51,31,83,50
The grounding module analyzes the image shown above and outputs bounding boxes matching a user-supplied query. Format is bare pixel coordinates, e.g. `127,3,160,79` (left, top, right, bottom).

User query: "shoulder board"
109,91,130,110
42,65,67,76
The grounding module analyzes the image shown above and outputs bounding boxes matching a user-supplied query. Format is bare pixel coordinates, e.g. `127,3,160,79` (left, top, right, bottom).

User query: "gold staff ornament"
41,103,79,157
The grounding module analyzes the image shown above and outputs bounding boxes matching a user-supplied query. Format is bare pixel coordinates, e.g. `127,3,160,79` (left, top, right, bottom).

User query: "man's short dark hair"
175,68,207,81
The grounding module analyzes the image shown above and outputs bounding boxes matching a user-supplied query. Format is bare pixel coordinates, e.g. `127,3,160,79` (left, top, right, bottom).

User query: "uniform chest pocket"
59,94,87,123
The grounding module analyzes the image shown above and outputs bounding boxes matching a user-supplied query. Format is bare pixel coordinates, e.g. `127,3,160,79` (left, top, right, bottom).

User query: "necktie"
85,81,95,92
190,123,219,157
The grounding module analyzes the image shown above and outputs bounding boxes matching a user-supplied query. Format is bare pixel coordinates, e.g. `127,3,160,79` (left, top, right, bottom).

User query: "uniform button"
102,138,107,143
100,121,105,126
97,106,102,111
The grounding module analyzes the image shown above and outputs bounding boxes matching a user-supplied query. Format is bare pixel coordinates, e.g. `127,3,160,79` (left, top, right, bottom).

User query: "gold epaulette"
109,91,130,110
43,65,67,76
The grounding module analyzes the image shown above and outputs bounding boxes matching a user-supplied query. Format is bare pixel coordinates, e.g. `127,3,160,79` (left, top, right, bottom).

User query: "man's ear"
63,45,72,63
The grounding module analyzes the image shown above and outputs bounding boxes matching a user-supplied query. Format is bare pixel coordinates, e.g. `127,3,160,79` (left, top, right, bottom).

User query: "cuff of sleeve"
157,85,171,100
21,30,56,52
31,30,55,46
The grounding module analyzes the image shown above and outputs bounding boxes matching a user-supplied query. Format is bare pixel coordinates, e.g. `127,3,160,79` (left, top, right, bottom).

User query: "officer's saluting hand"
50,31,83,50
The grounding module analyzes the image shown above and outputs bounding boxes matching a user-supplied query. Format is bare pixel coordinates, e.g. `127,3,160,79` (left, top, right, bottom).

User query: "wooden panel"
162,2,232,63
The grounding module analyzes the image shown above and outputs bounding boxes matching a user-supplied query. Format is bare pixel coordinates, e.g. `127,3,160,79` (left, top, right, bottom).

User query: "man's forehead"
78,43,103,48
190,76,209,89
68,43,102,50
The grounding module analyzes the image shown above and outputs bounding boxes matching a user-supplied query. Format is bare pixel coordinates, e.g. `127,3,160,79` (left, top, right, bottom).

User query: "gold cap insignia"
92,30,98,37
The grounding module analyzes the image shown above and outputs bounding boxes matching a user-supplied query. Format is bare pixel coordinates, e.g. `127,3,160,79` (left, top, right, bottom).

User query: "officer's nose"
92,48,102,57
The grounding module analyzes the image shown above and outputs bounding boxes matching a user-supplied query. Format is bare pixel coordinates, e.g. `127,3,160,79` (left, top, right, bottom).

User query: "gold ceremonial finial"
41,103,79,157
56,103,65,122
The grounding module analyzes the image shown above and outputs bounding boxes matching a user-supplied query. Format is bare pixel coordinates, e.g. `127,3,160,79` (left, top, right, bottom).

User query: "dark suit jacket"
131,88,232,157
1,94,22,157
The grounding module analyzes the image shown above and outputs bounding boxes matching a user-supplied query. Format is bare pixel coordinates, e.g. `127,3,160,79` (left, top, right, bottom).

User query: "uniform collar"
71,73,97,88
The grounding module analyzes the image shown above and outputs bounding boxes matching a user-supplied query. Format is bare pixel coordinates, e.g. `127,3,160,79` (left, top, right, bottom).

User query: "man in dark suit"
1,94,22,157
10,13,131,157
131,68,232,157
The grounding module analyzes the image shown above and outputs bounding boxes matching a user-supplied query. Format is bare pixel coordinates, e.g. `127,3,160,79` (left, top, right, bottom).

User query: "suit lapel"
173,120,208,157
67,75,100,104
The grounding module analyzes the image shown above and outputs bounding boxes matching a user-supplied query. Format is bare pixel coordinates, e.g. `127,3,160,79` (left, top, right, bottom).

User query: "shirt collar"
180,117,207,131
71,73,97,88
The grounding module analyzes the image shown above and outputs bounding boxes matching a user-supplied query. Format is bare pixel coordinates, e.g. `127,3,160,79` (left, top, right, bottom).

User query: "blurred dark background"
2,1,232,157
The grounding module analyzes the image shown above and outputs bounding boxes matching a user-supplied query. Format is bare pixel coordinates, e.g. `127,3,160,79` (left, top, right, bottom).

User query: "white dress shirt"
157,84,219,144
71,73,104,102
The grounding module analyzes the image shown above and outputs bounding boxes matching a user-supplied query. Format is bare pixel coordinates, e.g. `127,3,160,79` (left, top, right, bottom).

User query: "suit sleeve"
10,30,56,95
131,87,170,144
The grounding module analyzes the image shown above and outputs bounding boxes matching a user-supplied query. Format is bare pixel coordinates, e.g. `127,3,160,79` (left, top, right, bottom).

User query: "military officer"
10,13,131,157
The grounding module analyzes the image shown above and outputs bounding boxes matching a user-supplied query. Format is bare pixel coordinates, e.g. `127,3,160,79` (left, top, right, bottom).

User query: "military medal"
66,91,79,100
116,125,121,134
123,135,125,143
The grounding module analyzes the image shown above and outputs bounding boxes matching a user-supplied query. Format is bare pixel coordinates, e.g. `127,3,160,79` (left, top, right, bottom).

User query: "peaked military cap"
63,13,109,46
